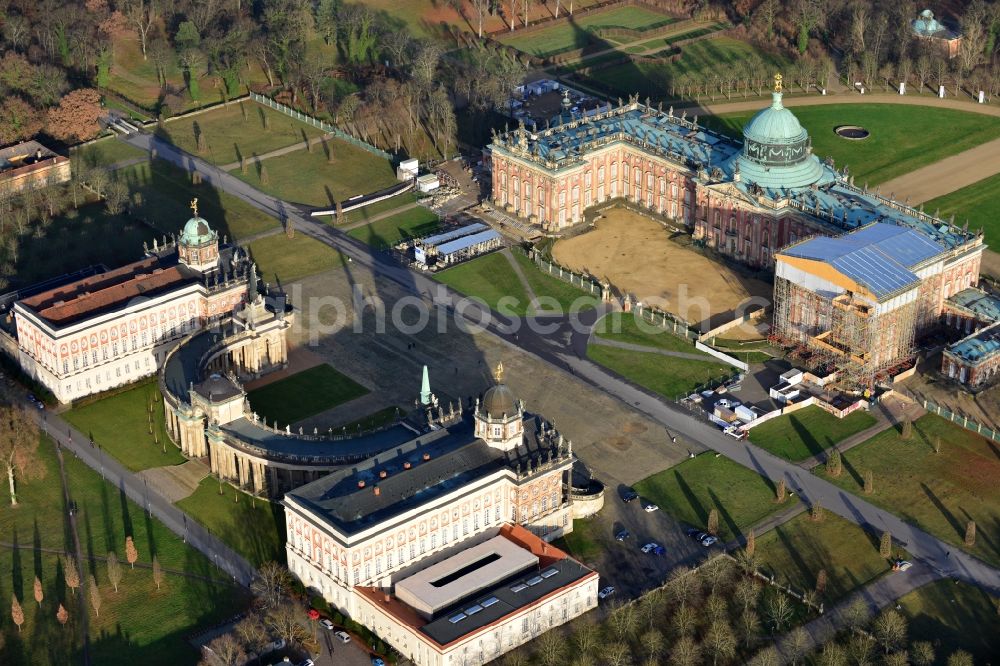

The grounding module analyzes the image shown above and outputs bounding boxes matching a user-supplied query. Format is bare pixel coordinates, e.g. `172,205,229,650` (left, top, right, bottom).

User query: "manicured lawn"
246,364,368,426
157,101,324,166
114,159,280,240
755,513,895,603
335,406,405,432
924,172,1000,247
593,312,701,354
435,252,532,316
814,414,1000,567
248,233,346,284
74,138,147,168
510,251,599,313
232,138,397,207
586,344,732,399
0,436,248,666
897,580,1000,663
555,518,603,563
174,478,286,567
634,453,795,541
581,37,788,102
499,6,675,57
713,104,1000,186
340,193,419,226
63,381,186,472
748,405,878,462
346,206,442,250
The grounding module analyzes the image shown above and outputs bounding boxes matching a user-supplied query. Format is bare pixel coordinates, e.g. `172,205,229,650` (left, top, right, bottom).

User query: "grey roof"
945,321,1000,364
482,384,517,418
222,417,416,464
285,414,562,535
435,230,501,256
781,223,946,300
946,288,1000,323
420,556,592,646
194,373,242,402
419,223,488,248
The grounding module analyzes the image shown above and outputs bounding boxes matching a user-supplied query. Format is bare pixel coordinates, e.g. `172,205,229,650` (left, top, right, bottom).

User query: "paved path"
501,248,542,308
722,501,807,551
338,201,422,232
217,132,334,171
52,437,91,665
878,135,1000,205
588,335,715,362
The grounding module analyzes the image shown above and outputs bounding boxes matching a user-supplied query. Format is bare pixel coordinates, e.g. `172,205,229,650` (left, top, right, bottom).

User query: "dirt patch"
609,437,632,451
553,208,772,329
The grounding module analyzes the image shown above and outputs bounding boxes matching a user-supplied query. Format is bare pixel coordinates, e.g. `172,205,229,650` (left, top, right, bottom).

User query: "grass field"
0,436,247,665
555,518,603,563
340,193,420,226
114,159,280,240
335,406,404,432
634,453,795,540
232,138,398,207
510,251,598,313
63,381,185,472
346,206,441,250
755,513,895,603
897,580,1000,662
499,6,674,57
248,233,346,284
814,414,1000,567
924,172,1000,247
434,252,532,316
246,364,368,425
158,102,324,166
174,479,285,567
74,138,147,168
580,37,788,103
713,104,1000,186
747,405,878,462
593,312,701,354
586,344,732,399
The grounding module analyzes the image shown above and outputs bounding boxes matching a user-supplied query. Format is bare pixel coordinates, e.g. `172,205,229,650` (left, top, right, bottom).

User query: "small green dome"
735,91,824,189
743,92,808,146
180,216,217,246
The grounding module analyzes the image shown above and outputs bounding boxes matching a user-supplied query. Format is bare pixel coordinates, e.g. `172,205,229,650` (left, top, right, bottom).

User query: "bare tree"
880,530,892,558
107,551,123,592
748,646,780,666
11,594,24,632
33,576,43,607
775,478,786,503
672,602,698,637
738,609,761,648
89,575,102,617
915,54,931,93
203,633,247,666
705,619,737,665
234,613,269,657
786,627,809,665
536,629,566,665
266,603,309,647
125,536,138,569
845,598,871,630
764,592,792,632
815,568,828,597
911,641,935,666
56,603,69,627
0,404,44,506
947,651,974,666
850,3,868,57
873,610,907,654
826,448,842,477
64,556,80,596
670,635,701,666
152,555,164,590
123,0,156,59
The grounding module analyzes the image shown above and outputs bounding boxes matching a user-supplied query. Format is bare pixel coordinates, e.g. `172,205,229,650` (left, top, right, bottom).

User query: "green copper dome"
180,216,217,246
735,90,824,190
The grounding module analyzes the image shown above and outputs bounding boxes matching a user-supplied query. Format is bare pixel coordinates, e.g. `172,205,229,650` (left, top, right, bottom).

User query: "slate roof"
946,288,1000,323
780,223,946,300
945,321,1000,365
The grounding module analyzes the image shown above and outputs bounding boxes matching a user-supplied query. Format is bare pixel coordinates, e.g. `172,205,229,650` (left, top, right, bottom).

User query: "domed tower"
475,362,524,452
177,198,220,272
735,74,825,190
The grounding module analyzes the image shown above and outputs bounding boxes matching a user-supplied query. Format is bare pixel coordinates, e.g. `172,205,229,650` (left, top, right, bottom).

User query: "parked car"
685,528,702,539
641,542,665,556
319,618,334,630
622,488,639,503
334,631,351,644
598,586,616,600
300,660,315,666
371,658,386,666
615,529,630,541
894,560,913,572
700,535,718,547
642,501,659,513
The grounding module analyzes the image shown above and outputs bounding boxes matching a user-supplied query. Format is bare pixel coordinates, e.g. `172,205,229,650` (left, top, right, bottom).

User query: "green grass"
435,252,532,316
248,233,346,284
510,251,599,313
499,6,675,57
157,102,324,166
712,104,1000,186
634,453,794,540
593,312,701,354
586,344,731,399
748,405,878,462
581,37,788,103
347,206,441,250
923,172,1000,247
340,193,419,226
755,512,895,603
174,478,285,567
232,138,398,207
246,364,368,425
114,159,280,240
554,518,602,563
814,414,1000,567
335,406,404,432
63,381,185,472
74,138,147,168
0,435,248,666
897,580,1000,663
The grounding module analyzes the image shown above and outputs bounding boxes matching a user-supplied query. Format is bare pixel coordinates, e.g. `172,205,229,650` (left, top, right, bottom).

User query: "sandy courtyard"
553,208,773,329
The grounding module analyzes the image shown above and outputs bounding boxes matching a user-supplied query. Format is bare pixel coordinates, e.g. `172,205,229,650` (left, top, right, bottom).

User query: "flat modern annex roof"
418,223,488,249
395,535,539,619
435,230,501,257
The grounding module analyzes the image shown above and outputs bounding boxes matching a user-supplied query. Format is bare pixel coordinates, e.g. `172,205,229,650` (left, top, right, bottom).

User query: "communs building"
282,365,601,665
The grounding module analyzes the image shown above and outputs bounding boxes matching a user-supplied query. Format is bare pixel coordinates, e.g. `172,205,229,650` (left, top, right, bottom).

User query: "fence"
248,92,392,162
922,398,1000,444
525,248,605,298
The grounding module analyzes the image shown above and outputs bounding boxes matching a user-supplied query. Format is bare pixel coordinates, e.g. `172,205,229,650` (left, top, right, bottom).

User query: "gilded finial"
190,197,199,218
494,361,504,383
774,73,783,94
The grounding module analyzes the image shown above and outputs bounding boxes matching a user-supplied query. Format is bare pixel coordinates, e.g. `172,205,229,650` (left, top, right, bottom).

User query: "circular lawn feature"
834,125,871,140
